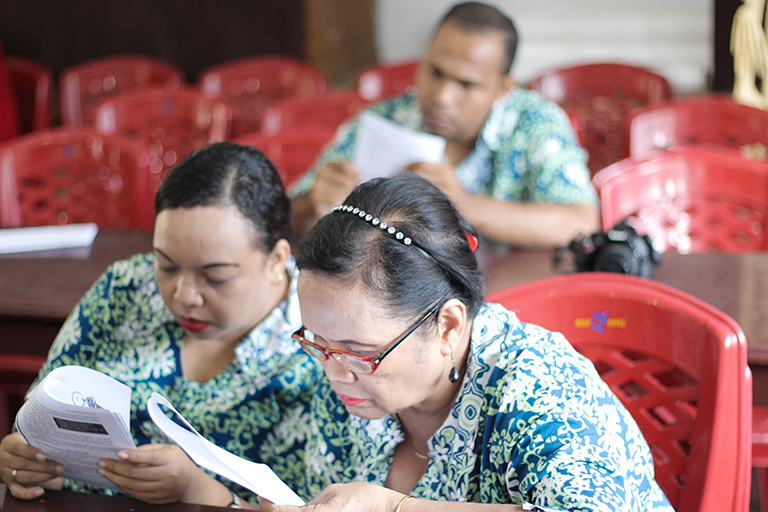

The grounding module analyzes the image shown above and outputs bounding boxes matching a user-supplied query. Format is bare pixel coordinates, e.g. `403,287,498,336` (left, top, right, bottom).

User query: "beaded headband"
331,204,479,252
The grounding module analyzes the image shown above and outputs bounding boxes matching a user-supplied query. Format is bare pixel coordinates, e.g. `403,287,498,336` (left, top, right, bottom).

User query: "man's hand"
292,162,359,237
408,161,467,206
0,432,65,499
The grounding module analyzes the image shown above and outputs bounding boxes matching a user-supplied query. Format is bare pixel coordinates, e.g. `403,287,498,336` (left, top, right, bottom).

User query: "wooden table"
0,231,153,356
2,233,767,366
1,485,232,511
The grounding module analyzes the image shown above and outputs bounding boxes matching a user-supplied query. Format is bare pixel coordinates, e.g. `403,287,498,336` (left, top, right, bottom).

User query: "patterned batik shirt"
290,87,597,209
287,302,673,511
28,253,322,504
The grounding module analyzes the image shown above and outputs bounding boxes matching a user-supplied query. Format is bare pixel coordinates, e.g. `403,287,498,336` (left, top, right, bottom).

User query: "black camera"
566,220,661,278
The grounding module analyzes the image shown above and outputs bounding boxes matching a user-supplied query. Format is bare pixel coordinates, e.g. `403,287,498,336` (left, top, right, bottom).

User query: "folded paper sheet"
0,223,98,254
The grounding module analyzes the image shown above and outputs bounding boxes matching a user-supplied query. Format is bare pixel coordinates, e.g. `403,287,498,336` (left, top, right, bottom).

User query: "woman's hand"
257,482,403,512
98,443,232,506
0,432,65,499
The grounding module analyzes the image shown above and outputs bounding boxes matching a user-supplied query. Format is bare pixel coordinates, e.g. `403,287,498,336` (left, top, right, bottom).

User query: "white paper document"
353,111,446,181
0,223,98,254
15,366,136,491
147,393,305,506
15,366,304,506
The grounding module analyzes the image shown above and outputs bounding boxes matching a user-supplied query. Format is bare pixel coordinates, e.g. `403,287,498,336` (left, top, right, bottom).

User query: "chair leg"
759,468,768,512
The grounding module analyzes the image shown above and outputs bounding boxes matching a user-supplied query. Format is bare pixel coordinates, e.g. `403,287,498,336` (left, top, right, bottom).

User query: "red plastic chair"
355,59,420,102
0,127,154,229
592,146,768,253
235,127,335,189
198,55,329,137
260,89,369,135
755,405,768,512
94,86,230,193
627,94,768,159
60,54,185,126
7,56,53,133
487,273,752,512
0,353,45,439
529,63,671,175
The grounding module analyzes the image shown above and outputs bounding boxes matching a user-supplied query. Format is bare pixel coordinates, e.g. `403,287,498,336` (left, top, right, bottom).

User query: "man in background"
290,1,599,248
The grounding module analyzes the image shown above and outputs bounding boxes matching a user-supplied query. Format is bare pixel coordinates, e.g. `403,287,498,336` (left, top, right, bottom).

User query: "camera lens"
592,244,638,275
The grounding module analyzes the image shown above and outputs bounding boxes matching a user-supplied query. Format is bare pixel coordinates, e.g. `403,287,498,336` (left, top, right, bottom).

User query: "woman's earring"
448,351,460,384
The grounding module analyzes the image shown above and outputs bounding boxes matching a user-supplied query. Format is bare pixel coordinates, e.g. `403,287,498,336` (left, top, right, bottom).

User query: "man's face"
416,20,513,145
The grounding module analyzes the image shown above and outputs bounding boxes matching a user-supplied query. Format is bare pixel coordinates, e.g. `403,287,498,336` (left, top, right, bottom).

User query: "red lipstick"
178,317,210,333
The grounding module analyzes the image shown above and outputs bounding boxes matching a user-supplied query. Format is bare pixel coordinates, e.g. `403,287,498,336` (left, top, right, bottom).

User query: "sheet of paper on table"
353,111,446,182
0,223,98,254
147,393,306,507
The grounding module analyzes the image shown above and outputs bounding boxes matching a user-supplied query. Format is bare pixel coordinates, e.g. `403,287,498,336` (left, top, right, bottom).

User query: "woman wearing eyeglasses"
259,172,672,512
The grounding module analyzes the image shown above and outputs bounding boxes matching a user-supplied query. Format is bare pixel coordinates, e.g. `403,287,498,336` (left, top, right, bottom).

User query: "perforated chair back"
627,94,768,159
94,86,229,192
7,56,53,133
0,353,45,439
199,55,328,137
0,127,153,229
529,62,671,175
260,89,369,135
355,59,419,102
486,273,752,512
235,127,335,189
592,146,768,253
60,54,185,126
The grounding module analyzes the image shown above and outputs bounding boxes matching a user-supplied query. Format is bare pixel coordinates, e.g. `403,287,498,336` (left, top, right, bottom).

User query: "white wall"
375,0,713,95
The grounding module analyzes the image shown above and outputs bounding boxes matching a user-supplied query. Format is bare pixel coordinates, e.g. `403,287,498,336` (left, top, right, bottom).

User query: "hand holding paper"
353,112,446,181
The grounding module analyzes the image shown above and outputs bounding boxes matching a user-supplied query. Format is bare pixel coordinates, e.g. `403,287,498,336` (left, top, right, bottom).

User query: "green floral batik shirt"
27,253,321,504
287,302,673,511
290,88,597,210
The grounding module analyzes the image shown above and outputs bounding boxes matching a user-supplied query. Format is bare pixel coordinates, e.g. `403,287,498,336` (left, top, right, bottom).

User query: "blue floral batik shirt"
27,253,321,504
291,87,597,210
286,303,673,511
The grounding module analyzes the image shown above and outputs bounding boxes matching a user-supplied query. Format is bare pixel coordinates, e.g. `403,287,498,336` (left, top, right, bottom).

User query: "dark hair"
296,173,485,324
155,142,290,252
439,2,518,74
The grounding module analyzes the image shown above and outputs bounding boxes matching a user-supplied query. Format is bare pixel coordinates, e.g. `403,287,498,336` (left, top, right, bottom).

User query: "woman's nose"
173,274,204,307
323,354,357,384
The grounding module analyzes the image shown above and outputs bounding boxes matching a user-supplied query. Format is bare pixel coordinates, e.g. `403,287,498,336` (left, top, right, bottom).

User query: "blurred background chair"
627,94,768,160
355,59,419,102
235,127,335,189
260,89,369,135
198,55,328,137
6,56,53,134
60,53,185,126
592,146,768,253
94,86,230,192
528,62,671,175
0,40,20,144
0,353,45,439
0,127,154,229
487,273,752,512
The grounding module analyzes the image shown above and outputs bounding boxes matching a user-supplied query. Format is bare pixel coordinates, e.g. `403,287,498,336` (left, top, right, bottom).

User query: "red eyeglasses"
291,297,445,375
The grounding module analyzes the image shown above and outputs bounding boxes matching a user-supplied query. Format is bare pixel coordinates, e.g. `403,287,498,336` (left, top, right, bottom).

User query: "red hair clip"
466,232,479,252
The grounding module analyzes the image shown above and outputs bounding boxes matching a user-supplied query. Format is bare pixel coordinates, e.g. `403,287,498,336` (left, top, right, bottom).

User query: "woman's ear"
437,299,467,356
268,239,291,282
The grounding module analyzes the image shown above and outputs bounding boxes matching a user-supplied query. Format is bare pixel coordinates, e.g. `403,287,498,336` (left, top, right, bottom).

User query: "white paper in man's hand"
147,393,305,507
353,111,446,181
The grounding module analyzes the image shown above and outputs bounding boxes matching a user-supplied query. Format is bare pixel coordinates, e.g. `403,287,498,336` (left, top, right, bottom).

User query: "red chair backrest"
487,273,752,512
592,146,768,253
627,94,768,159
94,86,230,193
199,55,329,137
0,127,154,229
355,59,420,102
0,353,45,439
529,62,671,175
7,56,53,133
260,89,369,135
235,127,335,189
60,54,185,126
